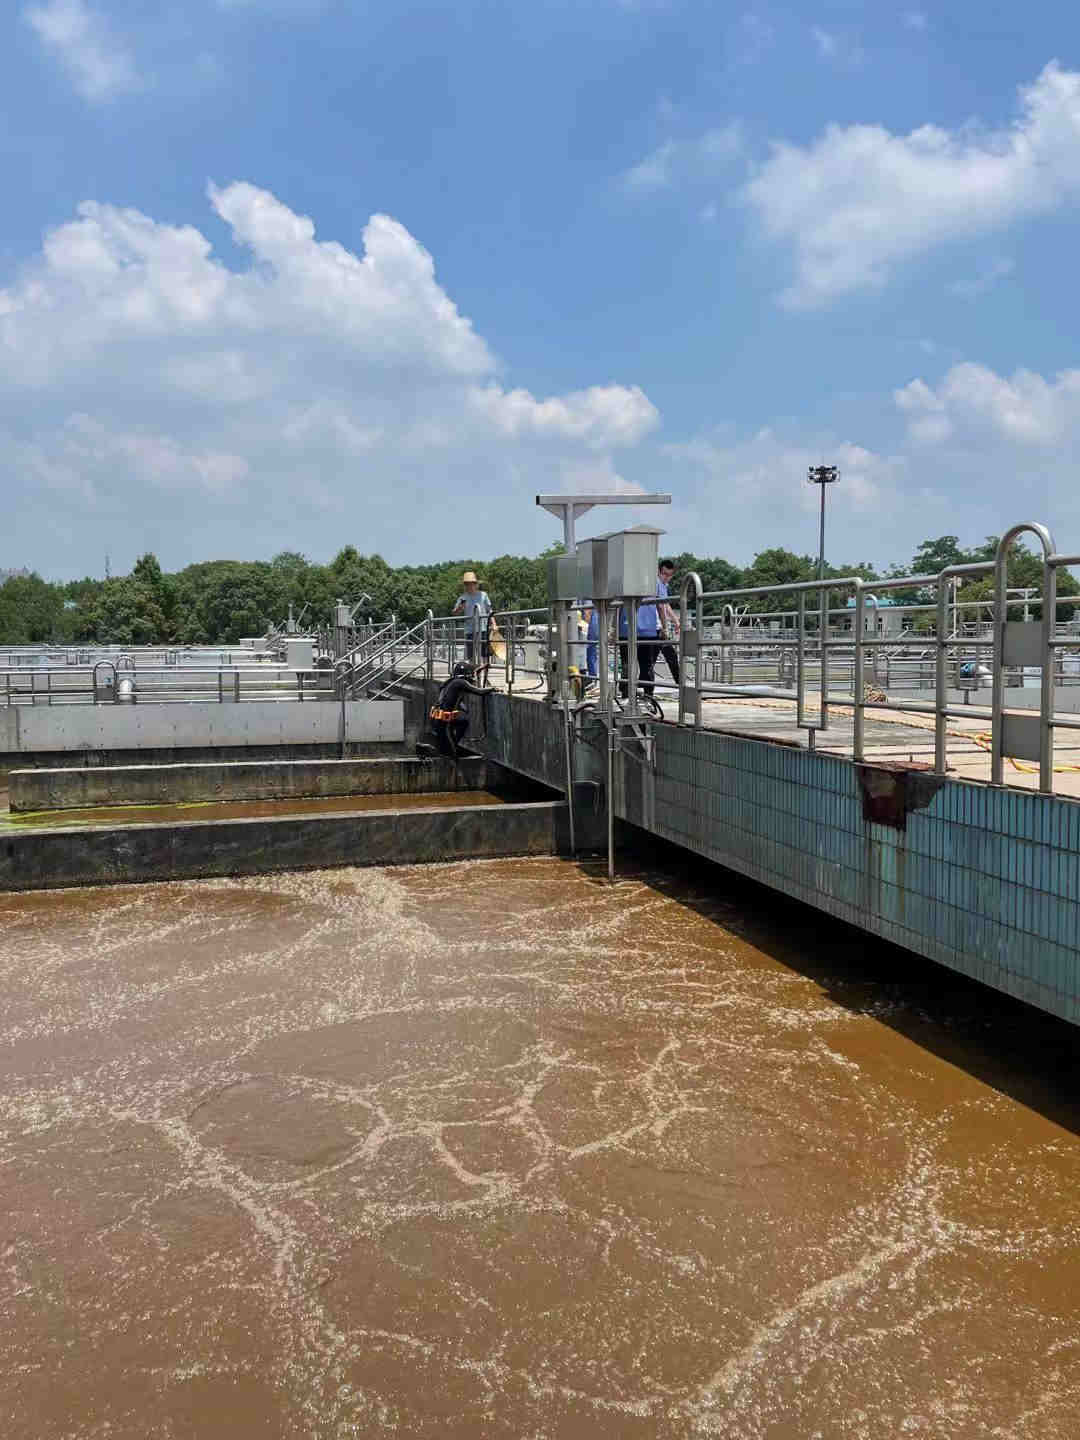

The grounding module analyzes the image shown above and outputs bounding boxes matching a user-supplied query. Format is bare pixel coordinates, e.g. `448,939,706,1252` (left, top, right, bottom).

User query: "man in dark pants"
617,593,660,699
419,662,491,759
656,558,680,687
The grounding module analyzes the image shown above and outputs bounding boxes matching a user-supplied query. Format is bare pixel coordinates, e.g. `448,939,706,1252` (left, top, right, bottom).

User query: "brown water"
1,857,1077,1438
0,790,508,831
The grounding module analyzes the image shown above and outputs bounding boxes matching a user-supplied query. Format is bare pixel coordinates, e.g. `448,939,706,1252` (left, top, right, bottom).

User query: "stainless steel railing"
676,520,1080,794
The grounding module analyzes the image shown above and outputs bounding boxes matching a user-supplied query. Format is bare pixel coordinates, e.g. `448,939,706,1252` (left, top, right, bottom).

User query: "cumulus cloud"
892,362,1080,540
0,183,660,573
744,61,1080,307
660,428,916,563
23,0,141,101
896,363,1080,448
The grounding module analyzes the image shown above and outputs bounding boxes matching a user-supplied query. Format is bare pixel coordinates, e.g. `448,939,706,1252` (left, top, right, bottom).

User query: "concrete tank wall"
0,800,565,891
8,756,489,812
0,699,403,756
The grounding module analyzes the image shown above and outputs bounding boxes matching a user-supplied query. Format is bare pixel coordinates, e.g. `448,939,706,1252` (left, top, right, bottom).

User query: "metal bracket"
612,714,655,767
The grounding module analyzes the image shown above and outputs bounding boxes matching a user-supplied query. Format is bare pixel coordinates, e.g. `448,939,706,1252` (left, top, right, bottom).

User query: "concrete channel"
7,755,492,812
0,751,568,892
0,795,568,891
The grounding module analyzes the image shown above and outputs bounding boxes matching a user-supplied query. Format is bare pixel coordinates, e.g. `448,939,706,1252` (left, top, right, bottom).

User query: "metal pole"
1041,558,1057,793
627,599,639,712
935,572,949,775
597,600,611,715
563,698,577,856
818,479,827,586
607,721,616,884
852,581,865,761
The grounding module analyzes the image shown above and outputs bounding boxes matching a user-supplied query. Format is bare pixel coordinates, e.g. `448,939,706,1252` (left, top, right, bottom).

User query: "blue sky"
4,0,1080,578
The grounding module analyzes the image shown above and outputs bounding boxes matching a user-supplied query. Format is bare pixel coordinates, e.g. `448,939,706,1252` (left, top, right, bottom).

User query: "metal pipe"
626,599,639,711
563,698,577,857
607,719,616,884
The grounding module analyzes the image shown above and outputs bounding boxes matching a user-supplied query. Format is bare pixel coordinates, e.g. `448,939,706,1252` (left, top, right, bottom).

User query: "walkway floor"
473,666,1080,800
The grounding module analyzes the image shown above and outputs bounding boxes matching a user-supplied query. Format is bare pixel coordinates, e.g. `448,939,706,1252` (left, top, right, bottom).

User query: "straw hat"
462,570,479,583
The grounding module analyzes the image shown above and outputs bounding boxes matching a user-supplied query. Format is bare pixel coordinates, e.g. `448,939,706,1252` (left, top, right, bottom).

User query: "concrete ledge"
0,800,566,891
1,740,410,775
0,698,403,756
9,756,490,813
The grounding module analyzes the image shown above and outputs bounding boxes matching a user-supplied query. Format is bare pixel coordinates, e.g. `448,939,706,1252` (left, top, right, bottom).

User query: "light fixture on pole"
807,465,838,583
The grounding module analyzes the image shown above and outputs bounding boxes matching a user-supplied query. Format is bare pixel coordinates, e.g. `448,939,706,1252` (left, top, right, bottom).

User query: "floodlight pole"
807,466,839,584
536,492,672,555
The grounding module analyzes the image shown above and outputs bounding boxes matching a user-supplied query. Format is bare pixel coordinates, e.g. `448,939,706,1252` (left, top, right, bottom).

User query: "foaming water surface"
1,856,1078,1438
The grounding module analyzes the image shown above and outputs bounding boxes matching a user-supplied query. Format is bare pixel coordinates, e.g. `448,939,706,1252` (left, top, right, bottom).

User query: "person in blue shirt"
617,590,661,698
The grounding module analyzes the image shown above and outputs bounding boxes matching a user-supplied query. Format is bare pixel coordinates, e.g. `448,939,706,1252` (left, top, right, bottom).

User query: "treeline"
0,535,1075,647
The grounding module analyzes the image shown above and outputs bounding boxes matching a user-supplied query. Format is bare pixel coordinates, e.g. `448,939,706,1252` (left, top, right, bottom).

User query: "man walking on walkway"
618,592,660,699
453,570,493,670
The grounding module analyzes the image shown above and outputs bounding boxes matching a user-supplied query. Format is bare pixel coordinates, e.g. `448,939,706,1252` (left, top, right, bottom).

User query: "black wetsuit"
426,674,488,758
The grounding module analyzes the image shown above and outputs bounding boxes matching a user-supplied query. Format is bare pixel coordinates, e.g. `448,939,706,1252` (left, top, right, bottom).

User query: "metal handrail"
674,527,1080,792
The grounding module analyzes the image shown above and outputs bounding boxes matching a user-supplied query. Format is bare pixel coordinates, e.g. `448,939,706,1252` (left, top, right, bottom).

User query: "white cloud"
23,0,141,102
0,183,660,573
896,363,1080,448
812,26,838,59
743,61,1080,307
660,429,914,563
621,124,743,191
890,361,1080,542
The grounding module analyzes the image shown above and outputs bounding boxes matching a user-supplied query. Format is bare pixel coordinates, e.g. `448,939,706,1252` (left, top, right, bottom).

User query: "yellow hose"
967,730,1080,774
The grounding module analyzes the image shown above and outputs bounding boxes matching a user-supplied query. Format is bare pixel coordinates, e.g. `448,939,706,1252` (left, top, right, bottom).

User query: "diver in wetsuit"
419,662,491,759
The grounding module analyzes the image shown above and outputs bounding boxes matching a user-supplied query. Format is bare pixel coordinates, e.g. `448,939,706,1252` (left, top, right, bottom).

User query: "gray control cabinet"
595,526,663,599
546,553,580,603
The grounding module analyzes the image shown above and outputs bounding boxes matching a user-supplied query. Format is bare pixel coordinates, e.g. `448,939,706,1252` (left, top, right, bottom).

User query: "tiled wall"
620,725,1080,1026
452,689,1080,1026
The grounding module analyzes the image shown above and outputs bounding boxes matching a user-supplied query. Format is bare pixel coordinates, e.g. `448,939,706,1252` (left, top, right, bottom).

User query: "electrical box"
546,554,579,603
285,638,314,669
576,536,607,603
598,526,664,599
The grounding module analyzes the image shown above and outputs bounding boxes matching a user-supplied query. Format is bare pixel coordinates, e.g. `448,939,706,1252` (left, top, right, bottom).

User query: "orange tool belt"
429,707,461,722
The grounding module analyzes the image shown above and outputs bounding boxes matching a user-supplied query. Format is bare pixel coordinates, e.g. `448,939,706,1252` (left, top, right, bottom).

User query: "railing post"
991,522,1056,787
626,598,639,712
425,610,434,686
935,570,950,776
820,583,830,732
1041,550,1057,793
678,572,702,730
852,580,865,761
796,590,806,727
598,599,611,715
502,613,514,693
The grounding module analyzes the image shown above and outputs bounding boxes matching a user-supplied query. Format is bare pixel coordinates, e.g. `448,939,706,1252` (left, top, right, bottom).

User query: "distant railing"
0,663,334,707
677,521,1080,794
